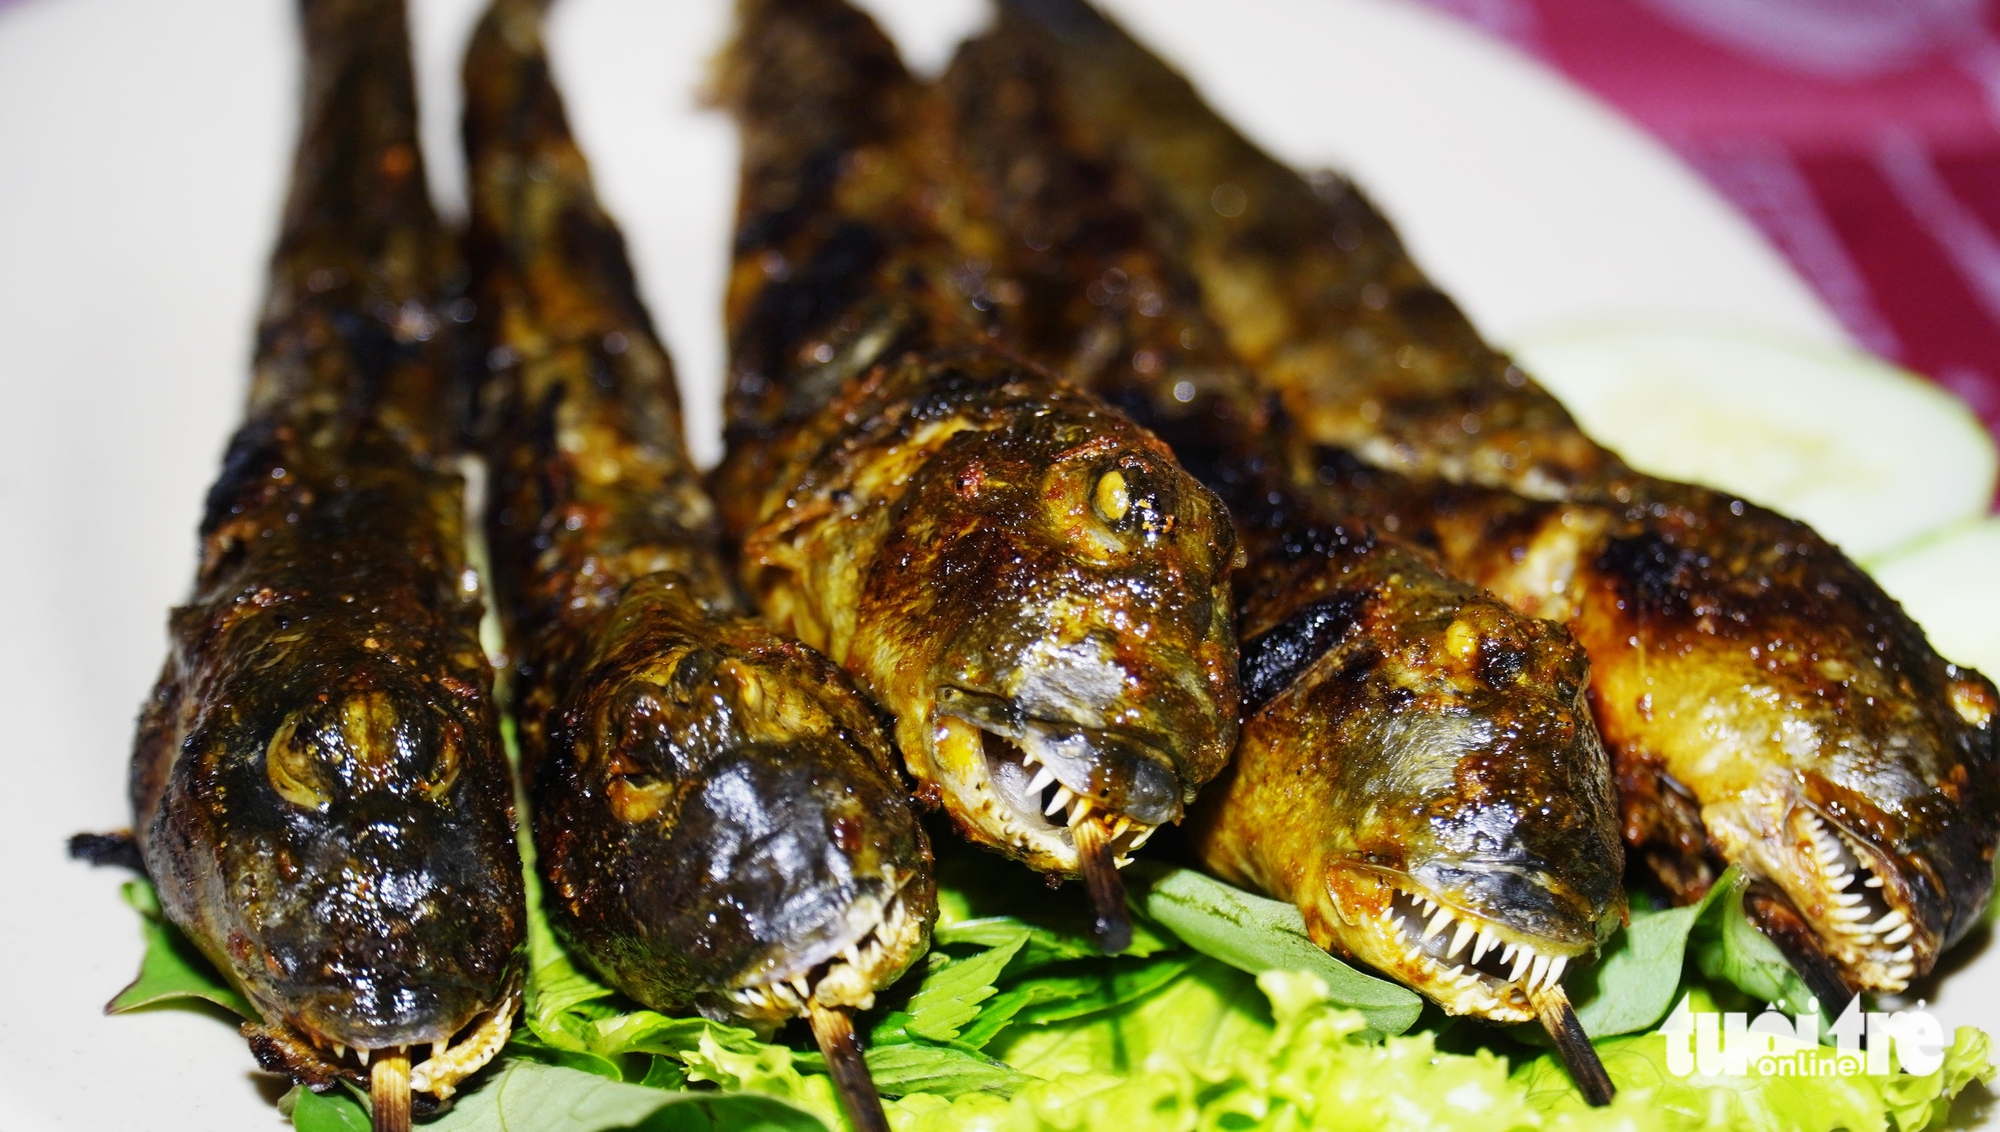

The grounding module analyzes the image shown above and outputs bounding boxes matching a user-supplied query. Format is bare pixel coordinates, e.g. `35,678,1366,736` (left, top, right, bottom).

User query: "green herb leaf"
788,1040,1034,1099
901,933,1029,1042
1561,868,1735,1037
1124,862,1421,1038
1691,867,1822,1018
284,1085,369,1132
419,1060,825,1132
107,879,254,1018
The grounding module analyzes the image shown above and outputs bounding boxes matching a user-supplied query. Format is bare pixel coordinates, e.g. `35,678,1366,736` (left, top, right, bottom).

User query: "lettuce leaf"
1514,997,1994,1132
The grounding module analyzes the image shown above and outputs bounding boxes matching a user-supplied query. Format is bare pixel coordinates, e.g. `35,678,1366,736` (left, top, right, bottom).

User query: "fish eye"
605,748,671,824
420,720,464,801
1094,469,1132,523
265,713,333,811
1092,460,1173,537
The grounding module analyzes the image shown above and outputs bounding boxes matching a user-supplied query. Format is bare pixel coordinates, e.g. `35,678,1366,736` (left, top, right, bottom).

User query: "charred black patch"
1239,592,1368,712
1598,530,1706,621
732,220,885,403
201,421,284,536
67,830,145,872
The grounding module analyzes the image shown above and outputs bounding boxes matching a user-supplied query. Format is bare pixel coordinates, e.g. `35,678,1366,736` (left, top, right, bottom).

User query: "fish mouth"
722,868,931,1025
926,687,1174,874
1784,809,1922,992
287,977,521,1101
1330,868,1586,1023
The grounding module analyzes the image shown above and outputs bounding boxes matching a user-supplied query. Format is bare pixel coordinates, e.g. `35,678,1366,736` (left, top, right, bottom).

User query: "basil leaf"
107,879,254,1018
1125,862,1421,1038
1562,868,1734,1037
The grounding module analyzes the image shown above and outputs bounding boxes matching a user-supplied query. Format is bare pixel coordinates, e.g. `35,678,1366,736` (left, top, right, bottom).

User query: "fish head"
1692,661,1999,995
1304,597,1623,1021
1582,514,2000,995
537,578,933,1028
876,386,1239,874
182,656,524,1058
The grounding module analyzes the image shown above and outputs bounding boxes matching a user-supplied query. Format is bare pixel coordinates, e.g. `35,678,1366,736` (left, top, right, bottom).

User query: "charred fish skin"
1322,454,2000,992
995,0,1616,503
935,29,1622,1022
993,0,2000,993
462,0,934,1030
129,0,524,1079
715,0,1240,879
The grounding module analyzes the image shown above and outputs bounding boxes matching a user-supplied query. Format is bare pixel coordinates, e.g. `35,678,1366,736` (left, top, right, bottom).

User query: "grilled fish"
999,0,2000,999
933,31,1620,1097
462,3,931,1125
128,0,525,1125
714,0,1241,950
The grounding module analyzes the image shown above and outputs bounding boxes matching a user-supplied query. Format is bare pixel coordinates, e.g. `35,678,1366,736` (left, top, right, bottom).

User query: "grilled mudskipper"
129,1,524,1127
462,3,931,1127
713,0,1241,951
998,0,2000,1004
933,28,1620,1103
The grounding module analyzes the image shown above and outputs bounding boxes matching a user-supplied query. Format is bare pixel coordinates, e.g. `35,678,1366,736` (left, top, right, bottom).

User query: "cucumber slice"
1508,325,1998,560
1867,519,2000,680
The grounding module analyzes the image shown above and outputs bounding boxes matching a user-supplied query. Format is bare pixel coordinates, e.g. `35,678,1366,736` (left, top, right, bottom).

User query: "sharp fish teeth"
1509,947,1534,983
1421,896,1438,917
1834,891,1863,907
1448,921,1476,959
1891,946,1915,962
1471,930,1494,965
1025,766,1057,795
1046,786,1073,816
1864,875,1885,888
1021,750,1039,768
1423,908,1454,942
1529,953,1551,990
1882,922,1914,945
1129,827,1156,849
332,1043,347,1062
1870,910,1908,934
1547,956,1568,987
1501,942,1519,964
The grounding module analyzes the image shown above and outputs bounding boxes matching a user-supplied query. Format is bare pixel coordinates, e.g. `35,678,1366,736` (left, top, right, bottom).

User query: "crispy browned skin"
462,0,932,1038
933,29,1622,1022
128,0,524,1103
712,0,1240,893
1000,0,2000,994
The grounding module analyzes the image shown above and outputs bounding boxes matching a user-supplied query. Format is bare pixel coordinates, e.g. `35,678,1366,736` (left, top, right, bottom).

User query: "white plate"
0,0,1985,1128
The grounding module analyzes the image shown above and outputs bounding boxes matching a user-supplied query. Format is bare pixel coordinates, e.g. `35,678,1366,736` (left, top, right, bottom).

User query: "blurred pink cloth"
1419,0,2000,457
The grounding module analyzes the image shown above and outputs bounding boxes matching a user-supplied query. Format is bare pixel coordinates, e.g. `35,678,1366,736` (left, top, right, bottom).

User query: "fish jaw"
1321,867,1591,1023
925,707,1169,873
1700,795,1934,994
719,865,934,1026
